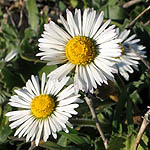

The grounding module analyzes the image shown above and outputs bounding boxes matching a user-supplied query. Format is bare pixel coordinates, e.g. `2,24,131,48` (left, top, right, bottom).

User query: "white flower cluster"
6,8,146,146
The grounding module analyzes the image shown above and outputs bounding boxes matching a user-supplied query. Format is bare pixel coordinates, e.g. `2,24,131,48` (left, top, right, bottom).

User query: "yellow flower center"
121,45,125,55
65,36,96,65
31,94,55,119
115,44,125,59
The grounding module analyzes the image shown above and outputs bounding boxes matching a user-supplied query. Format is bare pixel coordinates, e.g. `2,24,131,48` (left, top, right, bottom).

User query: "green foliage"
59,1,66,11
0,0,150,149
1,67,23,90
0,106,12,144
108,133,149,150
40,141,67,150
0,120,12,144
70,0,78,8
26,0,39,31
59,130,90,145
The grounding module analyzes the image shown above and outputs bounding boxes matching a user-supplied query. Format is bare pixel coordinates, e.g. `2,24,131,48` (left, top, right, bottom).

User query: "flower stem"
123,0,142,8
29,141,36,150
126,5,150,28
134,107,150,150
84,95,108,150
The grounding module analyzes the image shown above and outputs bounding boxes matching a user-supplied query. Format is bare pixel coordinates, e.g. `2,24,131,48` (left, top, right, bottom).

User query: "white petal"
5,50,18,62
51,114,62,132
17,117,35,138
60,15,72,36
54,111,69,122
74,9,82,34
49,117,57,133
53,76,70,96
31,75,40,96
52,132,57,139
50,21,71,41
82,8,90,36
119,30,130,41
90,11,104,37
57,84,74,100
66,9,79,36
48,62,75,80
90,63,108,84
41,72,46,94
10,114,32,129
57,95,80,106
8,102,30,109
43,119,51,142
24,120,39,141
86,65,97,89
93,19,111,40
66,121,73,128
88,63,102,86
124,34,136,42
14,90,31,102
84,9,96,37
35,121,44,146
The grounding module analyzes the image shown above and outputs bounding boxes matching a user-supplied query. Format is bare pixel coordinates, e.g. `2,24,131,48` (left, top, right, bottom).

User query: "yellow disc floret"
65,36,96,65
121,45,125,55
31,94,55,119
115,44,125,59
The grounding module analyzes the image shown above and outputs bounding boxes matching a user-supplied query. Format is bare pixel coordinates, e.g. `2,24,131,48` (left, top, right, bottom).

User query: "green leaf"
24,28,36,39
108,133,149,150
70,118,96,127
26,0,39,31
112,89,128,131
70,0,78,8
1,67,23,90
126,99,134,133
59,1,66,11
0,7,3,20
40,141,66,150
40,140,81,150
1,24,18,40
59,132,88,145
94,137,105,150
130,90,142,104
132,80,144,88
0,61,5,70
0,118,12,144
91,0,101,9
38,65,57,78
108,135,126,150
57,135,68,147
20,28,38,60
107,0,118,6
104,5,125,20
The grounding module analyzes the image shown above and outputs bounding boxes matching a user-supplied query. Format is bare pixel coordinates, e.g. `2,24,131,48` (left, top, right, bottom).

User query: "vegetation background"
0,0,150,149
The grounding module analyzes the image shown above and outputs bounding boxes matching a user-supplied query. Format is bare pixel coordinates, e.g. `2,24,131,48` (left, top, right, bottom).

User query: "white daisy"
37,8,122,93
114,29,146,80
6,73,82,146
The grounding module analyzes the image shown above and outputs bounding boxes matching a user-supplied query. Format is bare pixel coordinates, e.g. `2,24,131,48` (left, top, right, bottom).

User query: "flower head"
114,29,146,80
37,8,122,93
6,73,82,146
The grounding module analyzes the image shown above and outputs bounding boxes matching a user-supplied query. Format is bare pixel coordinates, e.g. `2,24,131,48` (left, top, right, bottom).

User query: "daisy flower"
114,29,146,80
6,73,82,146
37,8,122,93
